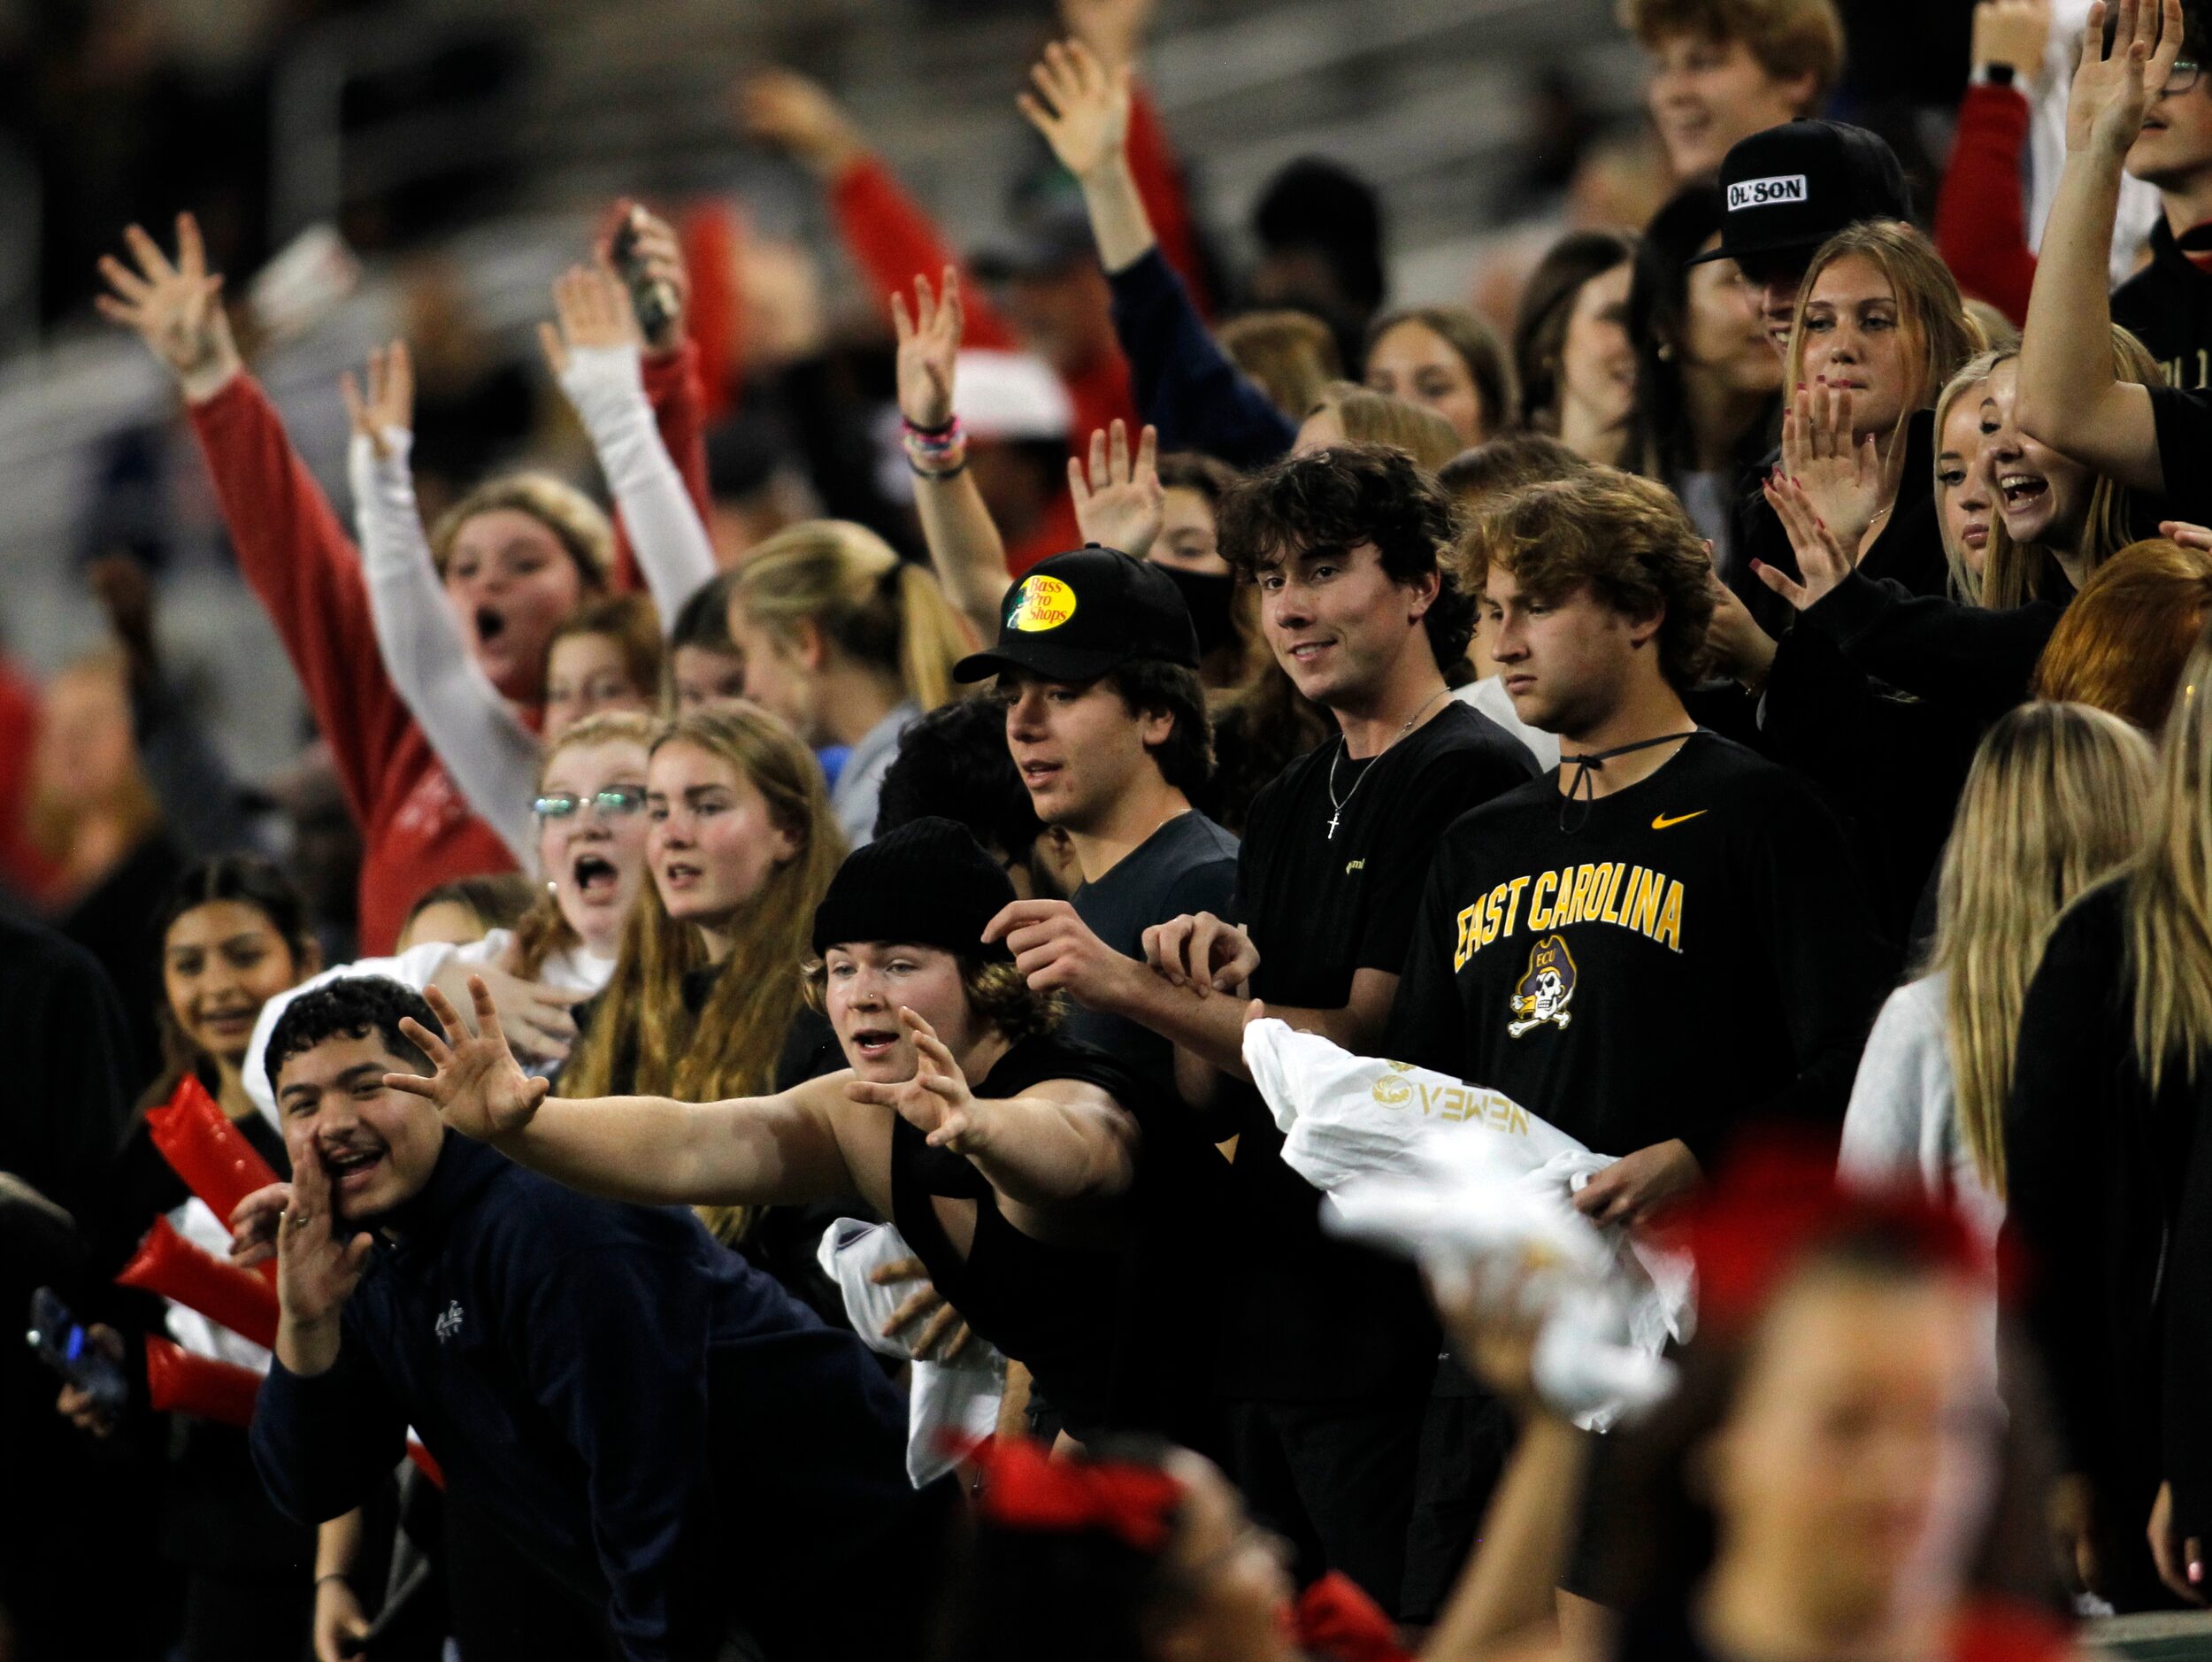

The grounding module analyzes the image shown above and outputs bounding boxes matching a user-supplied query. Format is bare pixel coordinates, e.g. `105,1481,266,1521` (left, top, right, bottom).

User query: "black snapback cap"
1693,120,1912,271
953,546,1202,684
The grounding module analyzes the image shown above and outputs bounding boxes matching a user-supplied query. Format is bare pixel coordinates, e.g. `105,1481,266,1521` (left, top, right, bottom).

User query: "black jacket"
2005,881,2202,1612
250,1135,926,1661
2112,219,2212,391
1731,408,1950,641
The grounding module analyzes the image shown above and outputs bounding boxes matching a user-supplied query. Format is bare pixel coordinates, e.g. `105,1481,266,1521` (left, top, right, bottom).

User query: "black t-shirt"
2113,219,2212,392
890,1031,1225,1442
2152,385,2212,527
1216,701,1539,1402
1385,732,1894,1166
1066,810,1240,1103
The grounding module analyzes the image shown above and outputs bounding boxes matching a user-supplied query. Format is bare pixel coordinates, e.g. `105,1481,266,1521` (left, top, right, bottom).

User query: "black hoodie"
2113,218,2212,391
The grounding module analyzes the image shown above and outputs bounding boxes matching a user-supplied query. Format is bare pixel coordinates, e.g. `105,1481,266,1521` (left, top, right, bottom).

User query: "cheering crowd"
12,0,2212,1655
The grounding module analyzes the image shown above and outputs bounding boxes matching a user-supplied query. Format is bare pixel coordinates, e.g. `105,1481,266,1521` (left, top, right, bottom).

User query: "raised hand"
985,897,1143,1005
1017,38,1132,184
388,978,551,1143
1780,379,1884,553
274,1136,374,1335
2066,0,2185,158
843,1008,989,1153
1070,420,1164,558
735,69,869,179
339,340,414,460
1973,0,2053,77
1060,0,1158,70
95,212,242,402
870,1256,973,1361
537,264,641,380
1753,471,1858,611
892,266,963,432
601,201,689,353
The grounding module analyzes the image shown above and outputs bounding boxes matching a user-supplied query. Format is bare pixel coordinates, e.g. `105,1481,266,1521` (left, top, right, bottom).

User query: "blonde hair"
505,710,657,981
1310,383,1462,472
1784,222,1980,475
1934,330,2162,609
728,521,970,712
560,704,844,1133
428,473,615,586
2122,626,2212,1092
1217,310,1343,420
1929,703,2156,1194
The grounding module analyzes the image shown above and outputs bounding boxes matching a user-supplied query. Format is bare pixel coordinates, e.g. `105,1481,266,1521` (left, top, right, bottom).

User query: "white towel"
1241,1020,1689,1428
817,1219,1004,1487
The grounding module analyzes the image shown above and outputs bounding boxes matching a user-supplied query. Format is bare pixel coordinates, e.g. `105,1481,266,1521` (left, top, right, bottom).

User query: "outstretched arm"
392,980,856,1208
842,1006,1139,1214
895,267,1012,642
540,263,718,625
342,342,541,867
2016,0,2183,489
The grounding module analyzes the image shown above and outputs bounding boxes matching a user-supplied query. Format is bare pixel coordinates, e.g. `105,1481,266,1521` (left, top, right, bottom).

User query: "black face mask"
1157,564,1237,660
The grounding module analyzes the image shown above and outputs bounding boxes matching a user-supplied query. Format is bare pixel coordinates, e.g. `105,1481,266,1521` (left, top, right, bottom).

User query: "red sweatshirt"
1933,81,2036,328
827,85,1208,573
191,348,710,952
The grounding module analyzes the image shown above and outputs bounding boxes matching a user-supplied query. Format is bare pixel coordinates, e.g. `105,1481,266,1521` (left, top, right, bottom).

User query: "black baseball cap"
953,547,1201,683
1691,120,1911,273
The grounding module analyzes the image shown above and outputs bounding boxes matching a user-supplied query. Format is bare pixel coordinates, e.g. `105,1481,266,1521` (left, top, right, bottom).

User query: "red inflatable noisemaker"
116,1216,279,1350
144,1074,281,1282
145,1336,261,1426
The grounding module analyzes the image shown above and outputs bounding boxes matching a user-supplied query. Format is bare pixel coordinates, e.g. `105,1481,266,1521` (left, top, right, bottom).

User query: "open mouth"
572,853,619,896
322,1143,386,1195
1998,472,2049,510
849,1027,900,1062
659,859,702,889
475,606,507,645
1018,758,1063,788
1286,640,1333,665
199,1004,257,1033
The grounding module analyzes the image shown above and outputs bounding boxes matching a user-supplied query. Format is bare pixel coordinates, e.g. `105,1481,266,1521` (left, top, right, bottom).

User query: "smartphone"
608,209,677,344
26,1288,127,1417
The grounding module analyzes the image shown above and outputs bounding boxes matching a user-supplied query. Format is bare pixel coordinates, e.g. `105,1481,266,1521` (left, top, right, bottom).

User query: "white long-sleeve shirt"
1838,971,2006,1244
348,342,721,866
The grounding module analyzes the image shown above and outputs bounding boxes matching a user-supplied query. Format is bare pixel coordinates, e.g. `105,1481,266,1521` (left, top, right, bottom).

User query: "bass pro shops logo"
1006,574,1079,632
1726,173,1809,212
1507,934,1578,1038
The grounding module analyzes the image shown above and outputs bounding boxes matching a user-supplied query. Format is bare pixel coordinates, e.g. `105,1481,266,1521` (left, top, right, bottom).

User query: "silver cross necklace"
1325,688,1450,839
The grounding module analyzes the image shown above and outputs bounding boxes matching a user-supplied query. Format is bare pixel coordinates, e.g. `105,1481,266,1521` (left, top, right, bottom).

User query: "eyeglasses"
2164,59,2202,96
533,786,647,820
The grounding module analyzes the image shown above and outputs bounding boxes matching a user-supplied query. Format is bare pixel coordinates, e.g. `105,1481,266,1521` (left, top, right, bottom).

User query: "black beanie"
810,817,1016,962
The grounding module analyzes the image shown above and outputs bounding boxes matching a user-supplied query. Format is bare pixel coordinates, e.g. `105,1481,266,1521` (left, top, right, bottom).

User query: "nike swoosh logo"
1651,811,1707,830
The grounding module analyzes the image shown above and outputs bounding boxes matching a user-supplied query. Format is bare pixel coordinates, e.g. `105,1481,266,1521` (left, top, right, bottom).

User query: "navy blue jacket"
1109,247,1298,469
250,1134,918,1662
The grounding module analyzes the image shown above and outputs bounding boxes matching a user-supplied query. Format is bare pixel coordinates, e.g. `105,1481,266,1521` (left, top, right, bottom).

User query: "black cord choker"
1557,730,1698,833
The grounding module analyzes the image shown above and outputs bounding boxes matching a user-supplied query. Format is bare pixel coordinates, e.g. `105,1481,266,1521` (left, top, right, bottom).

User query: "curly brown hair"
1455,467,1716,691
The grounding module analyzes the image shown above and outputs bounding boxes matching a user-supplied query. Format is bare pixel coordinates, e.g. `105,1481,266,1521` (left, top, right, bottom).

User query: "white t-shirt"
1838,971,2006,1244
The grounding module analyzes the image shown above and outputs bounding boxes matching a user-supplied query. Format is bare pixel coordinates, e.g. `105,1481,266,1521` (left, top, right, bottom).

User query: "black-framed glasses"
2164,59,2202,96
533,786,647,820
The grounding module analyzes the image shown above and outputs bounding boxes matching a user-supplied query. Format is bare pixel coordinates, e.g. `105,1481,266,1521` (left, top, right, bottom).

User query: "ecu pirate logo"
1508,935,1577,1038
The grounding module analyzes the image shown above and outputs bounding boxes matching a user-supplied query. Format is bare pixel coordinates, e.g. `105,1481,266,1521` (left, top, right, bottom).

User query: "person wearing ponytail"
723,520,974,845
